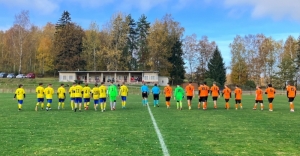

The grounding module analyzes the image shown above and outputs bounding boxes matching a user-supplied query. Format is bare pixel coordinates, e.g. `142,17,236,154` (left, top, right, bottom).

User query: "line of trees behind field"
0,10,299,88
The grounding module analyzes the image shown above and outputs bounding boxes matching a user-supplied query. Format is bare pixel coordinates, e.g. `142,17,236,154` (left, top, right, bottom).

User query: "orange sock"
269,103,273,110
291,103,294,109
240,103,243,107
227,103,230,109
225,103,227,108
235,104,238,109
203,102,206,109
198,103,201,108
168,101,170,107
254,105,257,109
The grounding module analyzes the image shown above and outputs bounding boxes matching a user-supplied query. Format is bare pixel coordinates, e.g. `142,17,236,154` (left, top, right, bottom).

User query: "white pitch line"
147,104,170,156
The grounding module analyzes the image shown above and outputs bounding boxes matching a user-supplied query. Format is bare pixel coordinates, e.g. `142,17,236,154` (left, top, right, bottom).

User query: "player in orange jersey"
234,85,243,110
286,82,296,112
185,82,194,110
253,86,264,110
164,83,173,109
222,85,231,110
198,82,209,110
210,82,220,109
265,84,276,111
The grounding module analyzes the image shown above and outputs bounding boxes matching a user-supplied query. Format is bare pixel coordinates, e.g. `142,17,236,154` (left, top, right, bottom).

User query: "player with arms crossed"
286,82,296,112
83,83,91,110
108,82,118,110
141,83,149,106
69,83,76,110
210,82,220,109
119,82,129,109
174,84,184,110
222,85,231,110
35,83,44,111
152,84,160,107
74,82,83,112
14,84,25,111
99,82,107,112
91,84,100,111
57,83,66,110
253,86,264,110
164,83,173,109
265,84,275,111
234,85,243,110
44,84,54,111
185,82,194,110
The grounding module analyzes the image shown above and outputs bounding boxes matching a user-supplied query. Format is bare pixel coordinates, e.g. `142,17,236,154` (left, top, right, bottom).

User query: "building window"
151,76,155,80
63,76,66,80
144,76,148,80
69,75,73,80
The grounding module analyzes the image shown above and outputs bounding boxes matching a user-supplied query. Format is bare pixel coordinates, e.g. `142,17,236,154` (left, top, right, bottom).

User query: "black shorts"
235,100,241,104
205,96,208,101
288,98,294,102
212,97,218,101
187,96,193,101
199,97,206,102
268,98,274,103
165,97,171,101
153,94,159,100
142,92,148,98
255,100,263,103
225,99,229,102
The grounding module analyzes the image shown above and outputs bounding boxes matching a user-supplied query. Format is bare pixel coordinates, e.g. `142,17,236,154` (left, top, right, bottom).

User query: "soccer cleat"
101,110,104,112
157,105,159,107
74,108,77,112
58,107,60,110
180,107,182,110
290,109,295,112
189,106,191,110
253,108,256,110
235,108,238,110
240,107,243,109
46,107,49,111
261,108,263,111
269,109,273,111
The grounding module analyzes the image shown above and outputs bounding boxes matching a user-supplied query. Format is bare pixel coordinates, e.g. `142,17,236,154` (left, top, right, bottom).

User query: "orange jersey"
185,84,194,96
234,88,242,100
198,85,209,97
255,89,263,100
223,88,231,99
287,86,296,98
265,87,276,98
164,86,173,97
210,85,219,97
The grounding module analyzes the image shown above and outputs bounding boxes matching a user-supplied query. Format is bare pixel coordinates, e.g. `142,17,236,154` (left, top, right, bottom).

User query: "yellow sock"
62,102,64,108
18,104,21,109
58,102,61,107
47,103,51,108
71,101,74,109
87,102,90,106
124,101,126,107
41,103,44,108
84,103,87,108
101,104,103,110
36,102,39,106
104,103,106,109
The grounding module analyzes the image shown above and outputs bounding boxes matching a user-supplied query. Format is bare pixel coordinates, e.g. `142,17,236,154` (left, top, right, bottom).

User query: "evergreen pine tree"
206,46,226,86
136,14,150,70
126,14,138,70
168,38,185,84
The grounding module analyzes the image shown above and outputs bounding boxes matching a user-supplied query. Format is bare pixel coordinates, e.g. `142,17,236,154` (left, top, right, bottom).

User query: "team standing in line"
13,81,296,112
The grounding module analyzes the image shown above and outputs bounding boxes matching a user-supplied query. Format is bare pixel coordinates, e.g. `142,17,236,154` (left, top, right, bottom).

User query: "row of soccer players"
14,81,129,112
157,82,296,112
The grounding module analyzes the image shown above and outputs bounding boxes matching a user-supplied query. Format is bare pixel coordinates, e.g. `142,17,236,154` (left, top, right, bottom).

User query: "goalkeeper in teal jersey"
174,85,184,110
108,82,118,110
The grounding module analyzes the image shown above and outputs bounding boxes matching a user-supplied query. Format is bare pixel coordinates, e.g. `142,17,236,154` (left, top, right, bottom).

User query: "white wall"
59,73,76,82
143,73,159,82
158,76,169,86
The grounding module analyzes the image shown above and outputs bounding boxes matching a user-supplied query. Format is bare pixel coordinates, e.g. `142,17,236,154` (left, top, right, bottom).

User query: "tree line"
0,10,299,88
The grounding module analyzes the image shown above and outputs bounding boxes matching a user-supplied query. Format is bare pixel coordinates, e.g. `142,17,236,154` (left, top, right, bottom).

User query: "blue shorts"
75,98,82,103
99,98,106,103
37,98,44,102
18,100,23,104
94,99,99,104
70,98,75,101
121,96,127,101
47,99,52,103
84,98,90,102
59,99,65,102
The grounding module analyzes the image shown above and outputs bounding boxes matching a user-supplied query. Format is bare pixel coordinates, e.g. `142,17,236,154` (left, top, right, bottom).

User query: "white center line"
147,104,170,156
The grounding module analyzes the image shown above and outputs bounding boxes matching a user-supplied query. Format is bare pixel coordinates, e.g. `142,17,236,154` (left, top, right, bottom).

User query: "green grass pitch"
1,93,299,155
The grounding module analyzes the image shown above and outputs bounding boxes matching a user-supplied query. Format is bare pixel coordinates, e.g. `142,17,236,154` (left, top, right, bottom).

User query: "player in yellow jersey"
83,83,91,110
99,82,107,112
119,82,129,109
74,82,83,112
35,83,45,111
57,83,66,110
44,84,54,111
14,84,25,111
92,83,100,111
69,82,76,110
